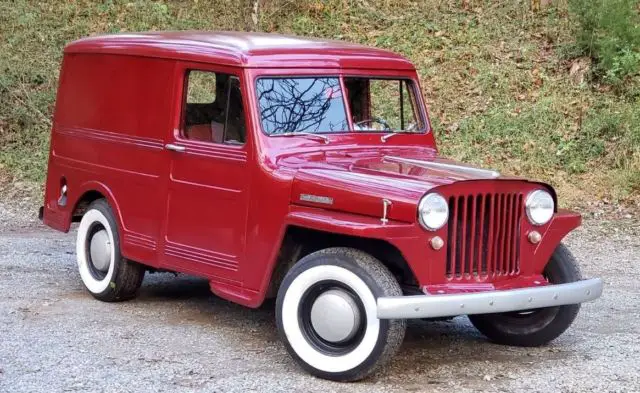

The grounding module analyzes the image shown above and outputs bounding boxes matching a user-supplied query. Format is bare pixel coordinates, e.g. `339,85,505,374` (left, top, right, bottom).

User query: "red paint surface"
43,32,581,307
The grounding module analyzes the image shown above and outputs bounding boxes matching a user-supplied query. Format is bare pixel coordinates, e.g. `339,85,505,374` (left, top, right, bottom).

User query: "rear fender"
43,180,123,235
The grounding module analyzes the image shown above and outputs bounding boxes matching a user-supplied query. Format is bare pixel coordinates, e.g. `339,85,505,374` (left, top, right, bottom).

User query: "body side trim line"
56,126,164,150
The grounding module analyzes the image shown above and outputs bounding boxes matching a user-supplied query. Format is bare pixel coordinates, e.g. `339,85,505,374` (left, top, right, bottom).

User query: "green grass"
1,0,638,207
567,0,640,86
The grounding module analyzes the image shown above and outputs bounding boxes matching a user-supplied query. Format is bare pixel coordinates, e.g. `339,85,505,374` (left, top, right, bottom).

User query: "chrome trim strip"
384,156,500,178
377,278,603,319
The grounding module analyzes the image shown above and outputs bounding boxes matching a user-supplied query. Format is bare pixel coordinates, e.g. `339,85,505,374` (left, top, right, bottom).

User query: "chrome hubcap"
89,229,111,272
310,289,361,343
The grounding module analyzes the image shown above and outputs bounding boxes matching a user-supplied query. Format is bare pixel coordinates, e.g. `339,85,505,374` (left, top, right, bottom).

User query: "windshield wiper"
278,132,330,144
381,131,413,143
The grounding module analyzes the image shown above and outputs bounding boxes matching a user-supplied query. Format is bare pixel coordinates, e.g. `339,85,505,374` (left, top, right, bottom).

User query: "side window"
345,78,424,132
399,80,423,131
183,70,246,145
368,79,420,131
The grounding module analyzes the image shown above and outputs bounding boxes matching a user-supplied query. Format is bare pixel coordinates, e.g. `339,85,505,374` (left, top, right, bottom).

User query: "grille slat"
505,194,514,274
446,193,523,279
460,197,468,278
477,195,486,276
486,194,495,276
446,197,457,278
469,195,477,277
513,195,523,273
495,195,504,275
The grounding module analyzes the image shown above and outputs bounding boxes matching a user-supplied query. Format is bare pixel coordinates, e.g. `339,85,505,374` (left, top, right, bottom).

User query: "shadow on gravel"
119,272,572,379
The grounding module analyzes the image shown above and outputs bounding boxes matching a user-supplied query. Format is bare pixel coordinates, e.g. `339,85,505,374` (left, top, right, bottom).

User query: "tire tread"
81,199,145,302
276,247,406,381
469,243,582,346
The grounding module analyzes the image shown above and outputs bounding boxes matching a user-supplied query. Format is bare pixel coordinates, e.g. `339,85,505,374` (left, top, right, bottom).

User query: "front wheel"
469,243,582,347
276,248,406,381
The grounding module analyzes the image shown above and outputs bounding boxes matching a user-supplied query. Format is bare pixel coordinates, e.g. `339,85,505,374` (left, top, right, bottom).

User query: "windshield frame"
253,73,430,137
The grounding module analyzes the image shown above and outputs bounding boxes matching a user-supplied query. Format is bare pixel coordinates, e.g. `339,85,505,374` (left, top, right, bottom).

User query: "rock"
569,57,592,85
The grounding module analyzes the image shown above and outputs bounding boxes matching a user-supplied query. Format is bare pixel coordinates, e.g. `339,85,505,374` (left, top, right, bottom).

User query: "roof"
64,31,415,70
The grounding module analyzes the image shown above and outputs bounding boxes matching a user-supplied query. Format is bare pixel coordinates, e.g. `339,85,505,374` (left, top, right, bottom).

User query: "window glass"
345,77,423,132
401,81,418,130
256,77,348,134
224,77,246,144
183,71,246,145
187,71,217,104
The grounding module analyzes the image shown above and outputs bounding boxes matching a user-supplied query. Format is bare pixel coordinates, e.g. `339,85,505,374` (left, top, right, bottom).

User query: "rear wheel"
276,247,406,381
469,243,581,346
76,199,145,301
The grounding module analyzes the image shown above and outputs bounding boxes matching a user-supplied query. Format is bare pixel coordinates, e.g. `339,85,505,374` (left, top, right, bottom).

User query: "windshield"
256,77,349,134
256,76,425,135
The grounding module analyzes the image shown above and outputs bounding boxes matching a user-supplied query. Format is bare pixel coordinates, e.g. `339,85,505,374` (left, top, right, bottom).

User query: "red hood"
277,147,524,223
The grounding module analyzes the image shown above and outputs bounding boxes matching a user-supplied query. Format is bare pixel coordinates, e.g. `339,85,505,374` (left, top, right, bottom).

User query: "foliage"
0,0,638,206
568,0,640,86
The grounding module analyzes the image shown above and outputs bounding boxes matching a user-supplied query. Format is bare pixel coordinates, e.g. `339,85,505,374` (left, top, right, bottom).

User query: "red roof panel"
64,31,415,70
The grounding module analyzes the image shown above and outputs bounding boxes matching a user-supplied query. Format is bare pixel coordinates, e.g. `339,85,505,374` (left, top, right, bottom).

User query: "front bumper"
377,278,603,319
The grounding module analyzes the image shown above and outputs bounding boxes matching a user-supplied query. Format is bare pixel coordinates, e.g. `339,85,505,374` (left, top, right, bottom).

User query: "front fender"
285,204,417,239
249,204,422,308
532,209,582,272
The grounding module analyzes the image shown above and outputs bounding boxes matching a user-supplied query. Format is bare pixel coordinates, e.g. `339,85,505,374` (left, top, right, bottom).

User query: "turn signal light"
430,236,444,250
528,231,542,244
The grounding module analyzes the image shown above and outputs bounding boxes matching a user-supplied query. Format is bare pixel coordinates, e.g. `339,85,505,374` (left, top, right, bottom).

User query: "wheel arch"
70,181,125,237
71,190,105,221
262,224,418,303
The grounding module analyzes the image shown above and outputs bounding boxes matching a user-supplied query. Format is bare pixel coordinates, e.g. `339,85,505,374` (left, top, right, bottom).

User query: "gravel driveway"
0,207,638,393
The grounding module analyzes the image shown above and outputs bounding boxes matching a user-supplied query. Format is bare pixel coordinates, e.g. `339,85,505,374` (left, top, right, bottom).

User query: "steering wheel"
355,118,391,131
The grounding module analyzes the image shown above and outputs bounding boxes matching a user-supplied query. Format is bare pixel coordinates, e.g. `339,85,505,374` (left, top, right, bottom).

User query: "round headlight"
525,190,554,225
418,193,449,231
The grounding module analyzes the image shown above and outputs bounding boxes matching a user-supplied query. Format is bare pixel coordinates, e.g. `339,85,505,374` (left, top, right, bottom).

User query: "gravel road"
0,206,638,393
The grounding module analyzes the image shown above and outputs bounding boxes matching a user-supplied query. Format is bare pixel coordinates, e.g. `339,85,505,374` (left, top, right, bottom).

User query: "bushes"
568,0,640,86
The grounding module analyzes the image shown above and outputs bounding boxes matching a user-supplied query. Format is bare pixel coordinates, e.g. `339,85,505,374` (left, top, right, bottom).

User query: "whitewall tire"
76,199,145,302
276,248,406,381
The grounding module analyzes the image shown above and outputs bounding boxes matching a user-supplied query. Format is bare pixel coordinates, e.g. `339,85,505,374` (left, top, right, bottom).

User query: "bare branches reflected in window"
256,77,349,134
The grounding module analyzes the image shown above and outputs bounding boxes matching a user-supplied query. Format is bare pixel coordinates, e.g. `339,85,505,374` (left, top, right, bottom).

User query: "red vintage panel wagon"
41,32,602,381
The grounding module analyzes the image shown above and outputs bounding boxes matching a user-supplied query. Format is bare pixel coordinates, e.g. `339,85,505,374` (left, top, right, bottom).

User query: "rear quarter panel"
44,53,176,266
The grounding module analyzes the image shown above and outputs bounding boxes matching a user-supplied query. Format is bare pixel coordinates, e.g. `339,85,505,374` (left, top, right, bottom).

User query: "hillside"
1,0,638,210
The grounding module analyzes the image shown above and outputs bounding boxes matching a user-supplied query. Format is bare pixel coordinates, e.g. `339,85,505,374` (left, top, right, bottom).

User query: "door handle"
165,143,186,153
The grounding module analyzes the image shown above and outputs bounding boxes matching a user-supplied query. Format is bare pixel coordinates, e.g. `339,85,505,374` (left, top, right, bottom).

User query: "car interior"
183,72,246,145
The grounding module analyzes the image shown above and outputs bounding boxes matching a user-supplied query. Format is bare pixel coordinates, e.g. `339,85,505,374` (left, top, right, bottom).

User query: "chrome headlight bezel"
418,193,449,231
525,190,555,226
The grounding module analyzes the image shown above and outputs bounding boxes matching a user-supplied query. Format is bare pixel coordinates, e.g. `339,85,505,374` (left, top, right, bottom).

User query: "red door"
161,63,250,281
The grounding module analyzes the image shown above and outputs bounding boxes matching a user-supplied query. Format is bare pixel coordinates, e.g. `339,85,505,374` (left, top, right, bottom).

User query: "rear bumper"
377,278,603,319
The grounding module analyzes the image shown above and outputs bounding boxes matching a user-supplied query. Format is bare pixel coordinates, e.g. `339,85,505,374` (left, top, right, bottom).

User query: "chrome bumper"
377,278,603,319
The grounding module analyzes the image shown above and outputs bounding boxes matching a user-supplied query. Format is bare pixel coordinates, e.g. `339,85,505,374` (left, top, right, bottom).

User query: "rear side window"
182,71,246,145
187,71,217,104
256,77,348,134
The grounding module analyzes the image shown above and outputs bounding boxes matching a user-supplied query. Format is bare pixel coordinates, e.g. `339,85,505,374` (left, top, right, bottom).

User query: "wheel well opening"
266,225,419,299
71,190,105,222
